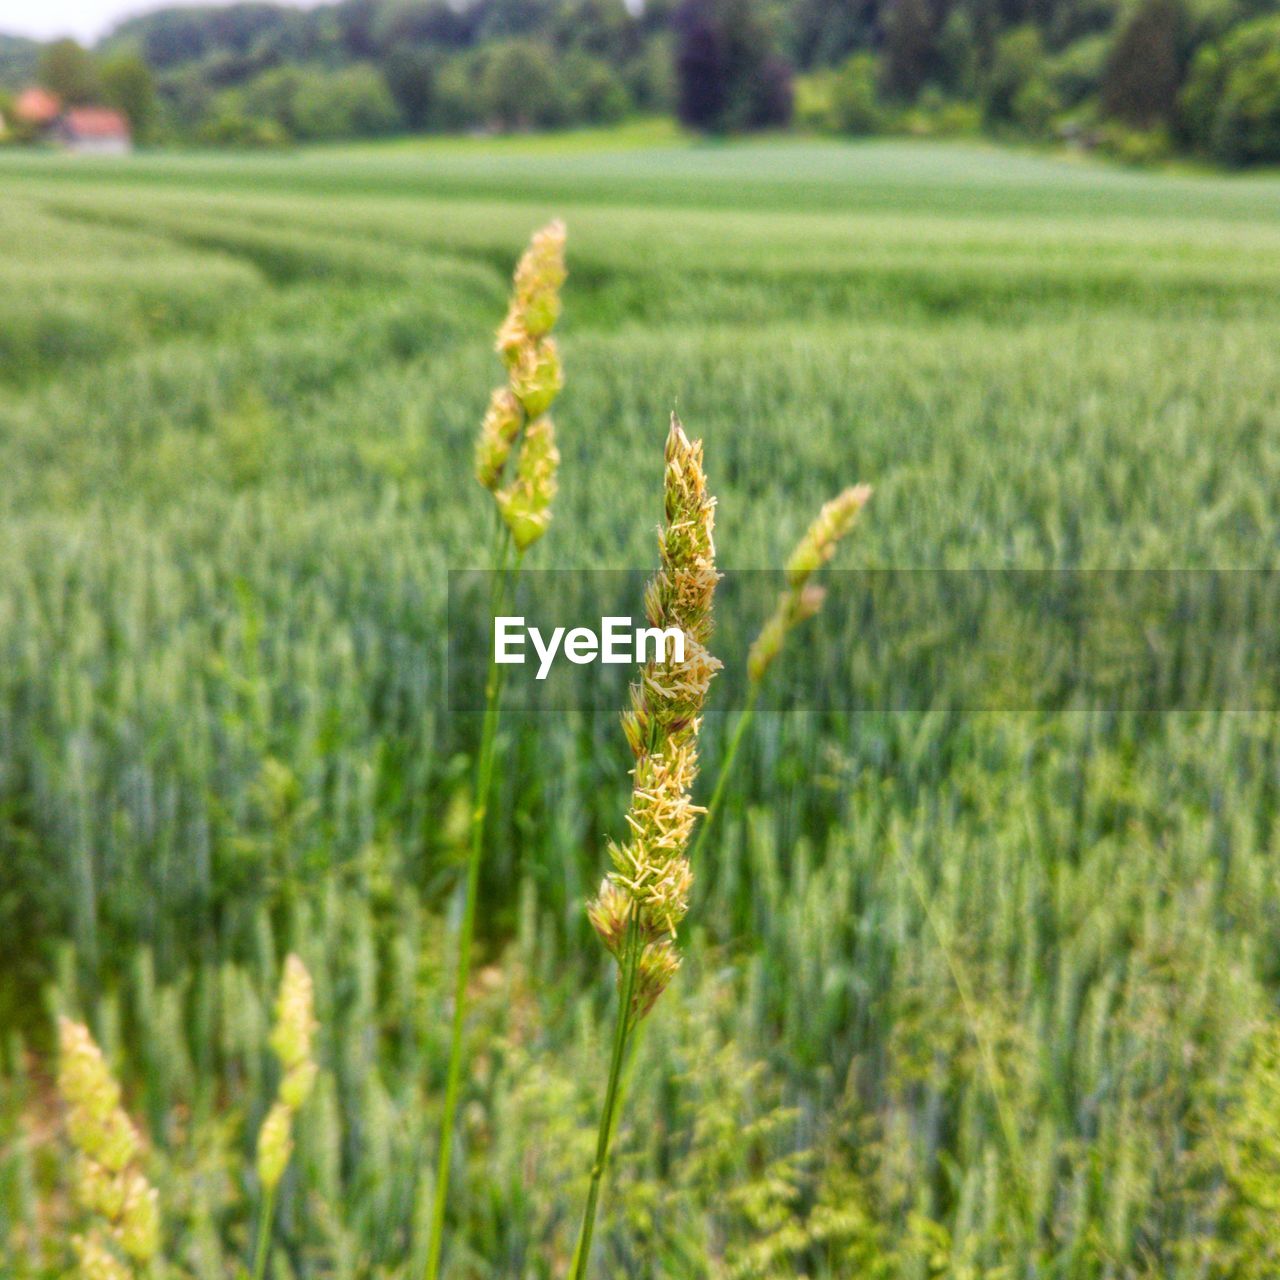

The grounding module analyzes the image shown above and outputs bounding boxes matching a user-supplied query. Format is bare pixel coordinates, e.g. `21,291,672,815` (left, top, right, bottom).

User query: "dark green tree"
38,38,101,105
481,40,564,128
101,51,157,141
829,50,884,131
882,0,937,100
673,0,792,131
984,23,1044,123
383,47,439,129
1101,0,1183,126
1182,14,1280,164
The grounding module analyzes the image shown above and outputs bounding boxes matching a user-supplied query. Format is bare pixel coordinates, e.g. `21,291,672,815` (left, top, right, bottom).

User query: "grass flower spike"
253,953,318,1280
696,483,870,867
748,484,871,681
590,414,720,1010
476,218,567,551
574,414,720,1277
58,1017,160,1279
427,220,568,1280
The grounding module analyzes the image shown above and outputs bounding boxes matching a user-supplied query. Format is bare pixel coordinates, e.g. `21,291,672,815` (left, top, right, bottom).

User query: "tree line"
2,0,1279,164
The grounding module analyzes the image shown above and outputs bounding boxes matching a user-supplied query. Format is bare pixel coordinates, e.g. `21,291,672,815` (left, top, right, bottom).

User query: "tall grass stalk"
573,415,720,1278
691,485,869,867
424,221,566,1280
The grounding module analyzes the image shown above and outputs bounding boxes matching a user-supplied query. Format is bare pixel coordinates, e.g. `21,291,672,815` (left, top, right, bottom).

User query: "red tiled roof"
61,108,132,140
16,87,61,125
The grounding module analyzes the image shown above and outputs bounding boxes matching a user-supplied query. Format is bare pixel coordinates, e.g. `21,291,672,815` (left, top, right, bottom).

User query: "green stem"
251,1183,277,1280
688,680,760,869
570,917,643,1280
424,534,516,1280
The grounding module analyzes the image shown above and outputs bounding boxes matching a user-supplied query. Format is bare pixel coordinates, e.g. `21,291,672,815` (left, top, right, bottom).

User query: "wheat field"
3,134,1280,1278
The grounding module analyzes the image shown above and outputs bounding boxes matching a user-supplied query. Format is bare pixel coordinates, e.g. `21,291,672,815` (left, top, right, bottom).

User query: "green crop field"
3,134,1280,1278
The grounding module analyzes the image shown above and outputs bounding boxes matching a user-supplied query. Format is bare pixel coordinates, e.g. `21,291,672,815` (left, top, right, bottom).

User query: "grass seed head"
496,415,560,550
589,414,720,1019
633,940,681,1020
118,1172,160,1262
257,954,319,1192
475,388,523,491
479,221,568,550
74,1234,132,1280
256,1100,294,1192
509,337,564,419
749,485,870,682
58,1017,161,1275
784,484,870,588
511,218,567,338
269,952,318,1072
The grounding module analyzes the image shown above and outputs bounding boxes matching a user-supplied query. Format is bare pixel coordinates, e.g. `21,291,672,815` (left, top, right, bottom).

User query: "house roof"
16,87,62,125
61,108,132,140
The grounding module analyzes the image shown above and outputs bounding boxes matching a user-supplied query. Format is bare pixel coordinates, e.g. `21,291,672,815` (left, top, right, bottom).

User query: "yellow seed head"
59,1018,162,1273
75,1155,126,1222
118,1171,160,1262
785,484,870,588
279,1059,318,1111
496,309,529,366
67,1104,139,1174
633,941,681,1021
59,1020,141,1175
509,338,563,420
58,1019,122,1122
587,877,632,957
511,218,566,338
496,415,560,551
480,222,568,546
75,1234,132,1280
592,414,719,1021
474,388,524,491
256,1100,294,1192
268,953,317,1073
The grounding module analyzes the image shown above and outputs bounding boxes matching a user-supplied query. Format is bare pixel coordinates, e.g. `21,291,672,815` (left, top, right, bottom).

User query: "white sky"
0,0,314,44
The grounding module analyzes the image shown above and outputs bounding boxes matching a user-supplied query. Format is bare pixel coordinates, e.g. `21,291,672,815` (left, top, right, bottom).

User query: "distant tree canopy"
1100,0,1182,127
1182,14,1280,165
673,0,792,130
39,38,103,105
2,0,1276,161
0,35,40,93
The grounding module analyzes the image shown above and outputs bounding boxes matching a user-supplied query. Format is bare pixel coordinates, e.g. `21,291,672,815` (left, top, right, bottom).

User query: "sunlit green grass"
2,135,1279,1278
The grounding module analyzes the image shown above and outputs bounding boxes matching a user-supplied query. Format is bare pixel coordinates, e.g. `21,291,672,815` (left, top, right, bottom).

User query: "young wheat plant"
572,413,721,1278
253,953,319,1280
425,220,567,1280
690,484,870,867
57,1017,161,1280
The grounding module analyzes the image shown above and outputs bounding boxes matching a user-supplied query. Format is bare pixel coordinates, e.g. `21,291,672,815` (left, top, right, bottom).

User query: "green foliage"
3,137,1280,1273
673,0,794,132
1101,0,1184,127
481,40,566,129
985,25,1059,133
1182,15,1280,165
881,0,936,101
293,64,403,138
38,37,102,105
1212,1022,1280,1277
0,34,40,94
1046,32,1111,109
830,52,884,133
1096,121,1174,164
101,51,158,142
